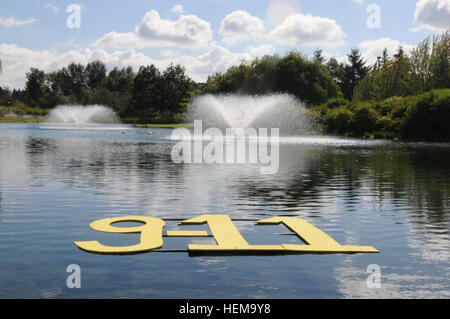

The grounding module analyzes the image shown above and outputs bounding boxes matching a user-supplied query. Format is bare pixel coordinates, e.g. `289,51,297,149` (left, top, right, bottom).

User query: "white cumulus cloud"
174,45,251,80
91,32,142,49
92,10,213,49
245,44,275,57
358,38,416,65
170,4,184,15
161,49,181,57
269,13,346,47
0,16,38,27
44,3,59,14
0,44,154,89
412,0,450,32
0,43,252,89
266,0,300,25
219,10,265,45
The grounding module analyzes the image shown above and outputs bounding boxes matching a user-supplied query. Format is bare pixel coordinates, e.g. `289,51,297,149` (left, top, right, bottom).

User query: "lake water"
0,123,449,298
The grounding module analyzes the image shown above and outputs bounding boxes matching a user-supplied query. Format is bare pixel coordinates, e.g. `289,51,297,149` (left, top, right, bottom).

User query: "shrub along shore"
311,89,450,141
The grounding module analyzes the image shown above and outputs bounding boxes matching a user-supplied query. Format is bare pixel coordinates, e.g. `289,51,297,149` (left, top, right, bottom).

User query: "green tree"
244,55,280,94
25,68,48,107
373,48,389,71
313,49,326,64
202,72,223,93
104,66,134,93
203,52,340,106
381,48,389,65
355,47,417,100
428,32,450,89
86,61,107,90
87,66,134,115
49,63,88,104
276,51,341,106
161,64,193,115
341,49,369,100
218,63,251,93
45,70,70,107
355,31,449,101
326,57,345,89
390,47,417,96
132,65,163,119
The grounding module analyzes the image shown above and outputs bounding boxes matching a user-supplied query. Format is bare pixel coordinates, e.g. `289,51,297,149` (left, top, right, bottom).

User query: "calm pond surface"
0,123,449,298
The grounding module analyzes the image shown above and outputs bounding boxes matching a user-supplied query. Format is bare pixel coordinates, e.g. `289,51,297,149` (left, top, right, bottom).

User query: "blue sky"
0,0,449,88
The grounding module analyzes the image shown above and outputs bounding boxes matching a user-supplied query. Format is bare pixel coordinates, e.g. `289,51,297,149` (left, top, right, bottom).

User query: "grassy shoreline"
0,117,193,128
134,123,193,129
0,117,46,123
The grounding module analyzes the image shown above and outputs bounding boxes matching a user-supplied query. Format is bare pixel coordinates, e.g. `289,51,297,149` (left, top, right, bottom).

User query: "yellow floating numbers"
74,215,379,255
256,217,379,254
74,216,165,255
180,215,285,252
166,230,209,237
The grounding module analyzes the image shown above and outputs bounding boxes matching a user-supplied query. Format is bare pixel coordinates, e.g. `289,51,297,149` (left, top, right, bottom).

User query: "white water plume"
47,105,119,124
188,94,314,134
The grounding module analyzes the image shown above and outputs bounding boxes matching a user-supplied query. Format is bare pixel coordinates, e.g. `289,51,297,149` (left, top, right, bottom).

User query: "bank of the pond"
0,117,193,129
2,115,449,143
0,117,46,123
134,123,193,129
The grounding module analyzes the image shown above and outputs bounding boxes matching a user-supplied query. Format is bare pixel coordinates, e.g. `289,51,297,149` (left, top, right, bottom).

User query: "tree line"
0,31,449,138
312,32,449,140
15,62,198,123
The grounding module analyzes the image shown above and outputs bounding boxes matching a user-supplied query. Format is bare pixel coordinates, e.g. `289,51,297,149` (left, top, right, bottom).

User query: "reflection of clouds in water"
91,144,316,219
142,165,232,218
195,258,225,267
335,213,450,298
0,135,28,181
20,132,332,221
193,257,227,274
407,224,450,263
409,237,450,263
402,199,450,263
335,257,450,299
40,287,62,299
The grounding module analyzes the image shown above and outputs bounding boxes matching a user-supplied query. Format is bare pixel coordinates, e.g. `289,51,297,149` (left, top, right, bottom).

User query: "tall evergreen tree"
381,48,389,64
313,49,326,64
341,49,368,100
